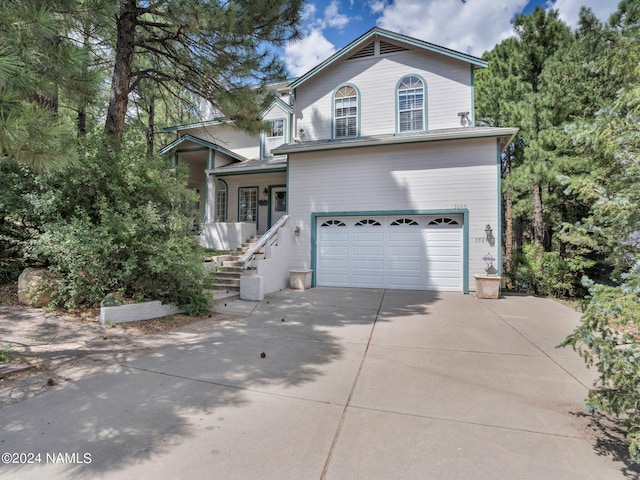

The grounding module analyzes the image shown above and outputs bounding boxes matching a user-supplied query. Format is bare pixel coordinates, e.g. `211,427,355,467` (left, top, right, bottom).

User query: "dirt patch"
113,313,218,334
0,282,19,306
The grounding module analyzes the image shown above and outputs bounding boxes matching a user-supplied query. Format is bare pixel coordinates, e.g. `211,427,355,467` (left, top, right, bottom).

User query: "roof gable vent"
379,40,409,55
349,41,375,60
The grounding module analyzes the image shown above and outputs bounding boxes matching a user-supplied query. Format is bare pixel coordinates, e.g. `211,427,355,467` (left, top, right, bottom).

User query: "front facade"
161,28,517,293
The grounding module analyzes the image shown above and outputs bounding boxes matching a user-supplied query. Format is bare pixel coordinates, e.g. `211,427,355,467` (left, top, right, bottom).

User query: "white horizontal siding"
294,48,472,141
184,124,260,159
286,137,499,291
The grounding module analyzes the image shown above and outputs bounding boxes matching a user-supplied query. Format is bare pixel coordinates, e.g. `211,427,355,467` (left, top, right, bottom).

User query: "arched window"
397,76,425,133
334,85,358,139
216,179,227,222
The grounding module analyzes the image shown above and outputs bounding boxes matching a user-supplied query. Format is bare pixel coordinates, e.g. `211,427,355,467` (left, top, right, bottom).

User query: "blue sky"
284,0,620,76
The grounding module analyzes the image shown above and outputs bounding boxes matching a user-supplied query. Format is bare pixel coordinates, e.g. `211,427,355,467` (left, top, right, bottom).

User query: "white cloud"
285,29,336,76
325,0,350,28
376,0,530,57
368,1,387,14
301,2,318,21
373,0,617,57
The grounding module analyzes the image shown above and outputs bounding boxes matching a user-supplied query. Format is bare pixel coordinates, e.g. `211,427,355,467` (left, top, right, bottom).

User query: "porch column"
206,173,216,224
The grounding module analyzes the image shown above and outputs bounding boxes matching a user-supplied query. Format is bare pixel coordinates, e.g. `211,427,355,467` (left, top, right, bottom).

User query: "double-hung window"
398,76,425,132
238,187,257,223
265,119,285,157
334,85,358,138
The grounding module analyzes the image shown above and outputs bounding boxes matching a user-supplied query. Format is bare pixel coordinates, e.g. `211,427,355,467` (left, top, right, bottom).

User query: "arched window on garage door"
428,217,460,225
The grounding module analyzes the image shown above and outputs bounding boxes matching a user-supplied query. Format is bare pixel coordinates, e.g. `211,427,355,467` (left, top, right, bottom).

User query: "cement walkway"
1,288,638,479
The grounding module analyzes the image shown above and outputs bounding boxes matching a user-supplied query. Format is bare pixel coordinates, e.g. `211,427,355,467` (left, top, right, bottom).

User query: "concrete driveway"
1,288,638,479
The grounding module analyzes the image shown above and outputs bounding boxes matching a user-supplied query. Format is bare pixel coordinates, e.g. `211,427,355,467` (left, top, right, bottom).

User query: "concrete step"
211,284,240,292
222,260,244,268
215,272,241,281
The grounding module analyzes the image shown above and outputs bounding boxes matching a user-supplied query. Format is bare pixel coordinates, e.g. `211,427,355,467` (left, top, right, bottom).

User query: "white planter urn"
474,274,502,299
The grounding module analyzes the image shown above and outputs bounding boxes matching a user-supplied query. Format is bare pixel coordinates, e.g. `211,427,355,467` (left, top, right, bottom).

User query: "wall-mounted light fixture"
485,224,493,239
294,226,301,236
263,187,268,197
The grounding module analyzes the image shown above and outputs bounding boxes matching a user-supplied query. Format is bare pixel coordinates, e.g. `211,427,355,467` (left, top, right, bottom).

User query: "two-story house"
160,27,517,295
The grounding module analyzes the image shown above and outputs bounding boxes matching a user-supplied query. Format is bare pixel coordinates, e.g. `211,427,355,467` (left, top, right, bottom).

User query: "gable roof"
158,134,246,161
260,96,293,117
289,27,488,90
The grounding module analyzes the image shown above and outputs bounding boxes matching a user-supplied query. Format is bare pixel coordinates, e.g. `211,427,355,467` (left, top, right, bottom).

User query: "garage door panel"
425,246,461,257
352,231,385,242
317,216,462,292
352,259,385,269
354,246,385,256
317,274,349,286
318,232,350,242
387,275,423,289
387,259,422,272
387,246,423,256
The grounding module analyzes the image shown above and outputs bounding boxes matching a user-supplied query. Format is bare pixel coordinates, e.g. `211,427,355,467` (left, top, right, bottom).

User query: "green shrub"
0,344,11,362
561,263,640,462
22,139,211,315
513,244,592,297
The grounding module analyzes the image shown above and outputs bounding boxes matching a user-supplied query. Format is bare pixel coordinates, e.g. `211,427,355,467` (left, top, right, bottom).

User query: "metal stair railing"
237,215,289,268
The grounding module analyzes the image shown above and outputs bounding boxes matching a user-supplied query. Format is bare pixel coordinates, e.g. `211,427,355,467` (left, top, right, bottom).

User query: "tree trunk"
533,182,544,246
146,95,155,156
77,108,87,137
104,0,137,142
504,189,514,288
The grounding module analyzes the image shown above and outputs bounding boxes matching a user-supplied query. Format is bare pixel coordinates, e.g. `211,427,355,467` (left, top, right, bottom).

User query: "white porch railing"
237,215,289,268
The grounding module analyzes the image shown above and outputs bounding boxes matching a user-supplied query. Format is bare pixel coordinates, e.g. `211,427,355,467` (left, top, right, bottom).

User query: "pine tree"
104,0,304,142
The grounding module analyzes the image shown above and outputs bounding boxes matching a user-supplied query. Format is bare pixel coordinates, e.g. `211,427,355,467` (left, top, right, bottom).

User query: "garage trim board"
310,210,469,293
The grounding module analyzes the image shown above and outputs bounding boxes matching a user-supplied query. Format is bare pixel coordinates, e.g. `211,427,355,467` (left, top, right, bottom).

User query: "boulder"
17,268,57,307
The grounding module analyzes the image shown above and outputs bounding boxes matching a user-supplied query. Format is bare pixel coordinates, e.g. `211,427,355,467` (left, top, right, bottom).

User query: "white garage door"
316,215,463,291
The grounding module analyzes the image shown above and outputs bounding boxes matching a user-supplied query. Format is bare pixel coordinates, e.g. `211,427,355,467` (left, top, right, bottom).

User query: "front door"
270,187,286,227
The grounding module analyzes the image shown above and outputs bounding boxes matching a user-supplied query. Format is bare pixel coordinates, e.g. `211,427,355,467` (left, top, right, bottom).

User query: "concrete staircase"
211,236,259,293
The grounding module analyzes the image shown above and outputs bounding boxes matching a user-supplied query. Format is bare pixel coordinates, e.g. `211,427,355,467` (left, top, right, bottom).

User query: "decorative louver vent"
349,41,375,59
379,40,409,55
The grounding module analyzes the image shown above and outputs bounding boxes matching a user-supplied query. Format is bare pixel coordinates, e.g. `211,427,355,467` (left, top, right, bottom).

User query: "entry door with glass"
270,187,286,227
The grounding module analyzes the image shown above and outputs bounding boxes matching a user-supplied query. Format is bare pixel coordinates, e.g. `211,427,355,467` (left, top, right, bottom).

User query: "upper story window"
397,76,425,133
264,119,285,157
334,85,358,139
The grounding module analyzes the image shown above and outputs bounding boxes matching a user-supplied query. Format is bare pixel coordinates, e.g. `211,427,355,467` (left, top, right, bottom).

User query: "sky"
283,0,620,76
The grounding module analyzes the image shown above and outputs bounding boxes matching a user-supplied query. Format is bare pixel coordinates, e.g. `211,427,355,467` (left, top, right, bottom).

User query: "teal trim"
470,65,475,125
310,209,470,293
395,74,428,134
285,161,289,215
238,186,259,230
162,119,234,133
267,184,286,228
331,83,361,140
260,97,294,117
159,134,246,161
204,174,209,223
172,152,178,167
290,27,487,90
496,139,502,279
214,167,287,177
